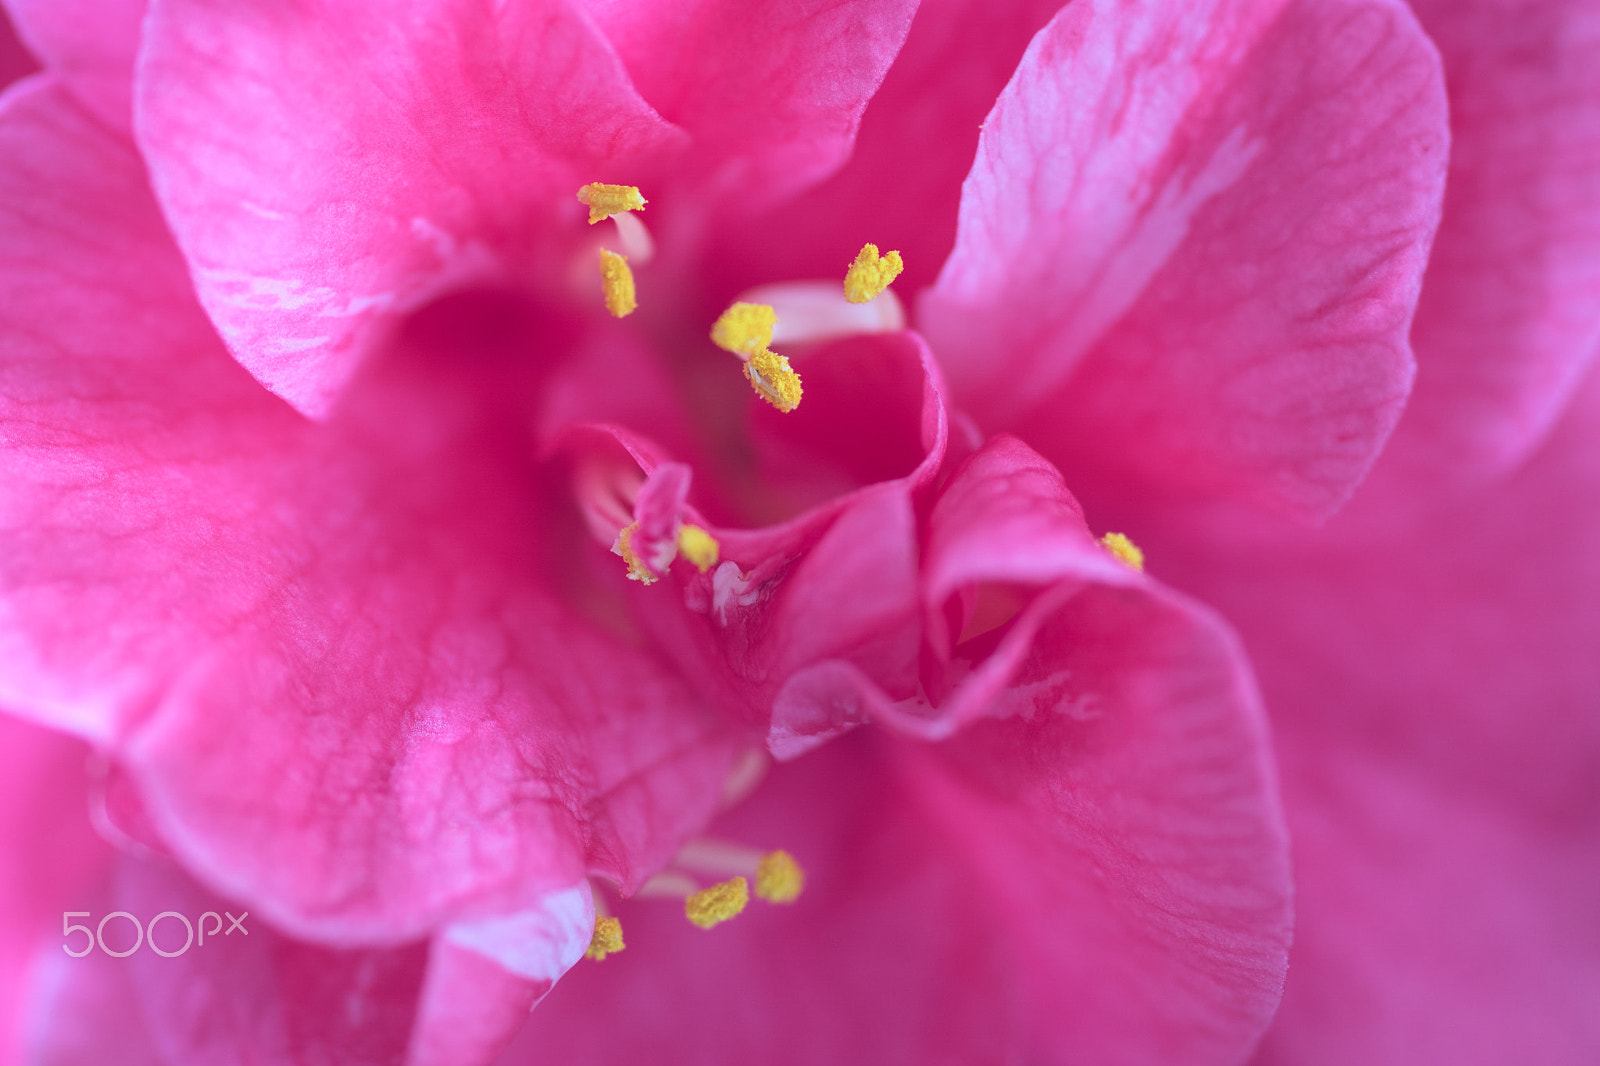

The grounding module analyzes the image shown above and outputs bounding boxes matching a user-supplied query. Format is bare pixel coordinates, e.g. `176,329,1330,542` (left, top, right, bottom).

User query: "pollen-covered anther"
676,524,720,572
754,850,805,904
711,302,778,356
585,916,625,961
1100,532,1145,572
843,242,904,303
744,349,803,413
685,876,749,929
613,523,657,584
577,182,647,225
599,249,636,318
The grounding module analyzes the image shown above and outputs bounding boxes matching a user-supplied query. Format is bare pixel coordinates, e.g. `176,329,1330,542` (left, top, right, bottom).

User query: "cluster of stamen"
585,839,808,961
572,187,907,600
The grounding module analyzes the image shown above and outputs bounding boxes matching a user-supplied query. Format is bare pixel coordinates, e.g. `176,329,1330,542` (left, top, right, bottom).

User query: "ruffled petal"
514,718,1289,1065
919,0,1448,520
1383,0,1600,484
0,83,738,943
580,0,918,210
135,0,686,417
548,331,948,748
0,80,303,743
2,0,142,128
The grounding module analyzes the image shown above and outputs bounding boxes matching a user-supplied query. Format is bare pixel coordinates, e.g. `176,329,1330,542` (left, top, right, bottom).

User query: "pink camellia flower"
0,2,1593,1066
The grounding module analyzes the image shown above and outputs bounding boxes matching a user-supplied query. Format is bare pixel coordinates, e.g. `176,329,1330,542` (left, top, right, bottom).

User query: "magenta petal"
1385,0,1600,483
3,0,142,128
518,720,1289,1065
582,0,918,209
135,0,686,417
920,0,1449,520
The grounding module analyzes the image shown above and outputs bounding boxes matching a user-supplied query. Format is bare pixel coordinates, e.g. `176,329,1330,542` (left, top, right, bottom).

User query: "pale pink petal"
920,0,1449,520
1383,0,1600,483
2,0,142,128
135,0,686,417
515,717,1289,1065
579,0,917,210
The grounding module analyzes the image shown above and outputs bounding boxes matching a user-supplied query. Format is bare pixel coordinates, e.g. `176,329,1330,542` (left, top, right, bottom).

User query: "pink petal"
1135,367,1600,1059
2,0,142,128
515,719,1289,1064
919,0,1449,520
0,83,738,943
1382,0,1600,484
579,0,918,210
135,0,686,417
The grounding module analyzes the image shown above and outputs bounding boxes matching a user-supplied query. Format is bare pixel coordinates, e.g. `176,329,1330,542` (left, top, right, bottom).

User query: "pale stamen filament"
737,281,905,346
636,870,703,899
674,837,767,878
610,211,655,264
573,462,644,546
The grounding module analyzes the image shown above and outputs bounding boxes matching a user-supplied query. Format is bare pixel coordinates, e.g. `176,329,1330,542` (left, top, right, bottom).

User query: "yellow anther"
585,916,625,961
685,876,748,929
676,524,720,573
744,349,803,413
844,243,904,303
599,249,636,318
754,850,805,904
1100,532,1145,572
577,182,647,225
710,302,778,356
615,523,657,584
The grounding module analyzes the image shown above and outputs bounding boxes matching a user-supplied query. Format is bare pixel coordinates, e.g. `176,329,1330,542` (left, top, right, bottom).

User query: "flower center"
584,838,809,959
570,181,909,586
